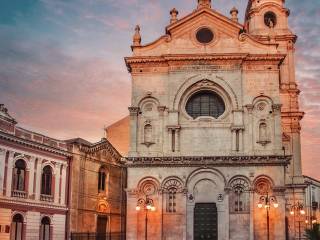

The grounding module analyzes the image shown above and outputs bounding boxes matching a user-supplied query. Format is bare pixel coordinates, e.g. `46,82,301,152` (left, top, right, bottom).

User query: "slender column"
128,107,139,157
249,190,254,240
272,104,282,152
60,164,67,205
6,151,14,197
54,164,61,203
246,105,254,152
35,158,42,200
231,130,237,151
24,169,29,195
175,129,180,152
0,148,7,196
27,157,35,198
239,130,243,152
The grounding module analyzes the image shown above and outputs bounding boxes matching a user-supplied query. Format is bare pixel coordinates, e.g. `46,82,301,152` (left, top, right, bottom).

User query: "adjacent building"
0,104,70,240
67,138,126,239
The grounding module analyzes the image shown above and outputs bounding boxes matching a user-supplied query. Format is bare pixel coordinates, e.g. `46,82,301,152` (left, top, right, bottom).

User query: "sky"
0,0,319,178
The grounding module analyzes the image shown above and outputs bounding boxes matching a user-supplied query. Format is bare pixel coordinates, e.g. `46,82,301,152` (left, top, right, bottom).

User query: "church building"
124,0,305,239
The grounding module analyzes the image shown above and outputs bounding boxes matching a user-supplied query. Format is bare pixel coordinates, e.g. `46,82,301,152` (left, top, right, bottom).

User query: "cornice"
0,131,71,157
0,197,67,211
79,138,122,162
125,155,291,168
125,53,286,72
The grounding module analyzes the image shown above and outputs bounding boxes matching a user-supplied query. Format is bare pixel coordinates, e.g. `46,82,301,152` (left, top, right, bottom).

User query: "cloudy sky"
0,0,319,178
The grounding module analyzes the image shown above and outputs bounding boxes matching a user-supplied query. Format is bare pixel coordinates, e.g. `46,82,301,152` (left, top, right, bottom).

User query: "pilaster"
54,163,61,204
128,107,140,157
35,158,42,200
5,151,14,197
60,164,67,205
0,148,7,196
27,157,36,198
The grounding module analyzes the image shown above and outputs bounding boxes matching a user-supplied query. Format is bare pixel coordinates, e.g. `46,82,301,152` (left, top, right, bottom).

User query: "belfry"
124,0,304,239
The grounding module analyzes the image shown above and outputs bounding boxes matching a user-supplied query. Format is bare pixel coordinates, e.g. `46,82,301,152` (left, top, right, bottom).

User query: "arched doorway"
11,214,24,240
40,217,51,240
96,215,108,240
194,203,218,240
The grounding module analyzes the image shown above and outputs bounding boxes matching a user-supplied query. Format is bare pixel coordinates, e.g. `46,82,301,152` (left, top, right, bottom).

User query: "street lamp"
136,197,156,240
257,193,278,240
290,202,306,240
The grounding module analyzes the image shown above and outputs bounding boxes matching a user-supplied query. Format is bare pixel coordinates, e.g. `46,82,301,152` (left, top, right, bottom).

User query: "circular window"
196,27,214,44
186,91,225,119
264,11,277,27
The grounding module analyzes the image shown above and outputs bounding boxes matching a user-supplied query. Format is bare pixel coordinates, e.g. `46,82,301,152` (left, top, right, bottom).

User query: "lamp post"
290,202,305,240
257,193,279,240
136,197,156,240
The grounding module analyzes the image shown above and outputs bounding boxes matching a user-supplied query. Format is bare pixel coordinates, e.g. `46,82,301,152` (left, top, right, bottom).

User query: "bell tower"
245,0,291,36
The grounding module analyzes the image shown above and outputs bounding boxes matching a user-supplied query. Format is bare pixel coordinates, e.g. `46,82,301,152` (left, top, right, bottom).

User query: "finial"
230,7,239,22
197,0,211,9
132,25,141,47
170,8,179,24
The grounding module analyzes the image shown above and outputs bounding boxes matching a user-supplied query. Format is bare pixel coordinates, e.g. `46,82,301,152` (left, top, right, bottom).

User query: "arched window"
167,188,177,213
11,214,23,240
13,160,26,191
229,178,250,213
186,91,225,119
98,168,107,192
144,124,152,143
41,166,52,195
40,217,50,240
259,122,268,142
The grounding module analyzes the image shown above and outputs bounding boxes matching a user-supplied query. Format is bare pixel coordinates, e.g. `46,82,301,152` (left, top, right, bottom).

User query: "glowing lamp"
273,203,279,208
146,205,152,210
290,210,294,215
312,220,317,224
258,203,263,208
136,206,141,211
305,220,309,224
300,210,306,215
151,206,156,212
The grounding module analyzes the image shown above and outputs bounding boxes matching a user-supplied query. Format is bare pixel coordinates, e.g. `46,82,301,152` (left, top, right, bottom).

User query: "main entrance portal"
194,203,218,240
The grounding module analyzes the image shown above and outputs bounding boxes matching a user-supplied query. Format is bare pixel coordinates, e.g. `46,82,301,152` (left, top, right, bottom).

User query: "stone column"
54,164,61,204
272,104,282,152
128,107,140,157
27,157,35,199
231,129,237,151
239,130,244,152
291,118,304,184
245,105,254,152
249,190,254,240
60,164,67,205
5,151,14,197
35,158,42,201
0,148,7,196
175,128,180,152
126,189,138,240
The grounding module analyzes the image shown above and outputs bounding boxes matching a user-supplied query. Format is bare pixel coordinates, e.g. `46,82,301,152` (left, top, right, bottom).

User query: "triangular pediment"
132,7,279,57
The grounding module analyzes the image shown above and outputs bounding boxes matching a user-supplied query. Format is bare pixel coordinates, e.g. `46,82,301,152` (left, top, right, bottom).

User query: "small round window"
186,91,225,119
264,11,277,27
196,27,214,44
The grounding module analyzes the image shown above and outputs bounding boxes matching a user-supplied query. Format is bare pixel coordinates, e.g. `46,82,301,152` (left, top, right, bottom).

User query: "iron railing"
70,232,125,240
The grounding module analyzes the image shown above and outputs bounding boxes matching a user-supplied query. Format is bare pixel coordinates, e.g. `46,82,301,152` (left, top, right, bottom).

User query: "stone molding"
0,131,71,157
79,139,122,162
125,155,291,168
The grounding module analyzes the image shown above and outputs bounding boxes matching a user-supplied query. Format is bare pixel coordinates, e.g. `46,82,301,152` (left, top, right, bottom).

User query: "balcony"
40,194,54,202
11,190,27,199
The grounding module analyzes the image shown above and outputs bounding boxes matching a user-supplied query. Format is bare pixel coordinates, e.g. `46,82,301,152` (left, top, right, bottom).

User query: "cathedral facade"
125,0,305,239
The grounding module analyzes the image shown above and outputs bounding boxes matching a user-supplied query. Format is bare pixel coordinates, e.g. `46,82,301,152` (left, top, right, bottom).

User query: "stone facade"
124,0,306,239
0,104,70,240
67,138,126,238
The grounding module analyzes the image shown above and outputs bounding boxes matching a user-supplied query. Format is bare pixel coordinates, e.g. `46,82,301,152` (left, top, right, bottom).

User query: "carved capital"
245,104,254,114
272,104,282,112
128,107,140,116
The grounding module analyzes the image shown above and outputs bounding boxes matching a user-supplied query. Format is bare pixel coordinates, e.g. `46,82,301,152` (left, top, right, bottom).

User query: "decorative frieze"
126,155,291,167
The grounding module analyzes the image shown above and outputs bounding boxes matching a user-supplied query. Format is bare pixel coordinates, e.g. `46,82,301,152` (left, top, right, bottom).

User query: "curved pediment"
132,7,279,57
